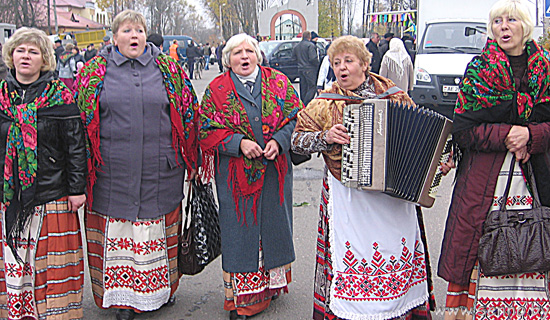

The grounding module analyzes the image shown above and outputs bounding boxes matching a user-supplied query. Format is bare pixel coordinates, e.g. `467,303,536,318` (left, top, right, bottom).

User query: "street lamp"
219,3,226,40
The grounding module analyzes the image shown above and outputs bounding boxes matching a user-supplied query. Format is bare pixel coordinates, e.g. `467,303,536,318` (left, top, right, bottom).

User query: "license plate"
442,85,460,93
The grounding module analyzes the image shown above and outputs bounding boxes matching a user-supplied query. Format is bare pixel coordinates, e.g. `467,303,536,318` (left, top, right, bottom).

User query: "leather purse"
478,158,550,276
178,180,222,275
289,150,311,165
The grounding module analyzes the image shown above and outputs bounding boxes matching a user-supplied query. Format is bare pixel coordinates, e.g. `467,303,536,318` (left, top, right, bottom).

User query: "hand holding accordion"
341,99,453,208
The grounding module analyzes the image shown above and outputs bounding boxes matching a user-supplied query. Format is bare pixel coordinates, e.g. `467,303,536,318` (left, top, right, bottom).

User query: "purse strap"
183,181,193,230
500,156,542,211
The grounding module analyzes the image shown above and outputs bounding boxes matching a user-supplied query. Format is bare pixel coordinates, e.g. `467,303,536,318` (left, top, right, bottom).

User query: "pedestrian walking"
204,42,211,70
439,0,550,318
291,35,433,320
199,33,303,320
217,40,226,73
57,42,78,89
378,32,393,59
169,39,180,62
366,32,381,73
186,41,201,79
0,27,87,319
292,31,319,106
74,10,199,320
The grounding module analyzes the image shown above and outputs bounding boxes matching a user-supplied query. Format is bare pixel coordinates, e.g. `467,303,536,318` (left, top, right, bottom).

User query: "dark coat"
214,69,296,273
0,71,87,205
292,39,319,70
366,40,381,74
438,122,550,285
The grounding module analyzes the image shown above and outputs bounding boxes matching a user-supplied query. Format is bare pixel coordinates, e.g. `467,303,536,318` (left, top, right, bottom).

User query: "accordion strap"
317,86,403,101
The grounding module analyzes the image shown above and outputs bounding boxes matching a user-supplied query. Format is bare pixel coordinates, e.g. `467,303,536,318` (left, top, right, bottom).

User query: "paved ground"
80,67,454,320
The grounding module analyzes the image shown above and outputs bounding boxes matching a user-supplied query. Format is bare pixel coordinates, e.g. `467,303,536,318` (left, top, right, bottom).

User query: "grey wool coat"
214,70,296,273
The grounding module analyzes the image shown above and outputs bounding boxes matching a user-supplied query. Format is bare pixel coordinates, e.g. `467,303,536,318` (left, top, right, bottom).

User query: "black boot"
229,310,247,320
115,308,135,320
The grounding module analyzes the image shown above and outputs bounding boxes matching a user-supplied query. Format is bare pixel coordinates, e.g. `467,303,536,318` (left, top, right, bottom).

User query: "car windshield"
259,41,281,56
421,22,487,54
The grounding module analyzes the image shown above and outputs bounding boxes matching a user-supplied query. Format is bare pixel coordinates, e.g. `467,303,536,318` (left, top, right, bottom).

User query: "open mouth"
340,74,349,80
130,42,139,48
242,62,250,67
502,35,512,41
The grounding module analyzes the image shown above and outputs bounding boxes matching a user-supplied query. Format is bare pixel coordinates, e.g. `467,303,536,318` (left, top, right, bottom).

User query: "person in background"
103,35,111,47
84,43,98,61
379,38,414,94
74,10,198,320
54,38,64,59
147,33,164,50
439,0,550,318
169,39,180,63
57,42,77,89
186,41,201,80
378,32,394,58
0,26,87,320
292,35,433,320
366,32,381,73
0,43,6,80
204,42,211,70
217,40,226,73
292,31,319,106
316,54,335,92
199,33,303,320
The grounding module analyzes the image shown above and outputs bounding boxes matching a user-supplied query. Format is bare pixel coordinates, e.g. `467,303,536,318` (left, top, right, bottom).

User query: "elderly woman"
199,33,303,320
439,0,550,318
379,38,414,94
0,27,86,319
74,10,198,320
292,35,433,320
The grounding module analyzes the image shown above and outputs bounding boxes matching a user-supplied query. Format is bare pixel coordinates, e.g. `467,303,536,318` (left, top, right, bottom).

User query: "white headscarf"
383,38,410,77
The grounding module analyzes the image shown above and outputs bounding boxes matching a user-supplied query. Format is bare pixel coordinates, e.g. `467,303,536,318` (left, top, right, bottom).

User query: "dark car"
259,40,326,83
161,35,196,58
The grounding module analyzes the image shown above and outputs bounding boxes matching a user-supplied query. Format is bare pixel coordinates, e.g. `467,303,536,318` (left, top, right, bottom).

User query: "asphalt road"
81,67,454,320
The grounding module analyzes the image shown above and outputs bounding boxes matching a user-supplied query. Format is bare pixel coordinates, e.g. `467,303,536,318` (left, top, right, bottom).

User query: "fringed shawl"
294,73,414,181
454,39,550,133
199,67,303,225
75,54,199,206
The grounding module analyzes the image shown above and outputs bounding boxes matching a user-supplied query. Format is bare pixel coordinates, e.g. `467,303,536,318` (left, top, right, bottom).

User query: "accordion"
341,99,452,208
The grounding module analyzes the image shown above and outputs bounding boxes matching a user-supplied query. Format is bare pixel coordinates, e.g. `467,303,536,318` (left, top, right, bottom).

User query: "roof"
55,0,86,8
50,10,105,30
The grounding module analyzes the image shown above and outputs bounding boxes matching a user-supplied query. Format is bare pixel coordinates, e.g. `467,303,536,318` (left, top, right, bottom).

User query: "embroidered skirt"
0,197,84,320
313,170,431,320
444,153,550,320
85,205,181,312
223,242,291,317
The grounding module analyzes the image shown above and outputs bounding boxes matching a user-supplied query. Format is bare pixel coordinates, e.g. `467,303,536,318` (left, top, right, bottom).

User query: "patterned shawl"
295,73,414,181
454,39,550,133
0,78,74,257
199,67,303,224
75,53,199,206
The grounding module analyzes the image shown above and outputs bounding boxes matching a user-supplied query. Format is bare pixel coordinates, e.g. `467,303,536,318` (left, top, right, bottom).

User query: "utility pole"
47,0,52,34
53,0,58,34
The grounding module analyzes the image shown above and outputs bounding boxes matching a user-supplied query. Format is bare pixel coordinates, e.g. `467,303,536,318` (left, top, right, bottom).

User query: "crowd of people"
0,0,549,319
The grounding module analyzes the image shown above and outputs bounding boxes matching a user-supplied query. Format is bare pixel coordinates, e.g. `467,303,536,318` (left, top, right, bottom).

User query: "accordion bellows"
341,99,452,208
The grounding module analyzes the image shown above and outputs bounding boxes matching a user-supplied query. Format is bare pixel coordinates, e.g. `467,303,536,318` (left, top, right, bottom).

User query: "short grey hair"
488,0,534,45
222,33,263,69
2,27,56,71
112,9,148,35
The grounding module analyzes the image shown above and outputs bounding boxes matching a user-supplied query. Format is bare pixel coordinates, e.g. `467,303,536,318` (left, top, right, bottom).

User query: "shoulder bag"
478,157,550,276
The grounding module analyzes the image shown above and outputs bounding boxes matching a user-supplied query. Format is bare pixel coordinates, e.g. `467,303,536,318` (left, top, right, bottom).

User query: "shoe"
271,294,279,301
161,295,177,308
115,308,135,320
229,310,248,320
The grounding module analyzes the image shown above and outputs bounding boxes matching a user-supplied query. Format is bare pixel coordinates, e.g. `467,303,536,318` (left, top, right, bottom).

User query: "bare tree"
0,0,47,27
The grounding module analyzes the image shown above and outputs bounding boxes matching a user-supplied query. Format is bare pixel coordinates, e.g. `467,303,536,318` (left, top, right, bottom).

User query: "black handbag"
178,180,222,275
289,150,311,165
478,158,550,276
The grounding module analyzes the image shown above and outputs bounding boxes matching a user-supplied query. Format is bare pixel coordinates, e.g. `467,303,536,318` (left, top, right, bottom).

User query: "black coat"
0,71,87,206
366,41,381,74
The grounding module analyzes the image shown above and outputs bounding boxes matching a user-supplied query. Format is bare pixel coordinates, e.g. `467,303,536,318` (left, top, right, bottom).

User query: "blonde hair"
328,35,372,73
112,9,148,35
488,0,534,45
2,27,56,72
222,33,263,69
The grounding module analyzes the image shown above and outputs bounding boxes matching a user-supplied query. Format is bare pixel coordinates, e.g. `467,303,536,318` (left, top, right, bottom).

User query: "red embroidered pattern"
333,239,426,301
492,194,533,207
475,299,550,319
233,263,269,293
5,262,33,277
106,237,166,254
7,290,35,319
104,265,169,293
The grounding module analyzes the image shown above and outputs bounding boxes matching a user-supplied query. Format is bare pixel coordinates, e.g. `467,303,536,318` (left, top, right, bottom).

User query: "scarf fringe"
274,154,288,206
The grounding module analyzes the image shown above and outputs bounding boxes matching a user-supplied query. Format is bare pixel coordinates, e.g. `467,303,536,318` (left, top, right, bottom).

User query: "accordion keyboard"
342,104,374,188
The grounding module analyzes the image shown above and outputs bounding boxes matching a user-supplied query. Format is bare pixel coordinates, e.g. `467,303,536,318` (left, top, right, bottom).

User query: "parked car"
259,40,326,82
161,35,196,58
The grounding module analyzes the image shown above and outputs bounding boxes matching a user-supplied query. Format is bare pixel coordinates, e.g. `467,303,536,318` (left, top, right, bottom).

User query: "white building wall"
258,1,318,36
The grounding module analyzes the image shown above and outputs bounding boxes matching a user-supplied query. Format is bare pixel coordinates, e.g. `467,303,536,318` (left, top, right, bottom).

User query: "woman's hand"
68,194,86,212
505,125,530,153
240,139,263,159
325,124,350,145
513,146,531,163
263,139,280,160
440,151,456,176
